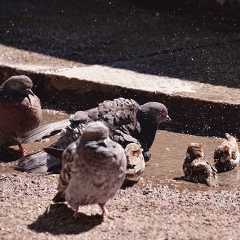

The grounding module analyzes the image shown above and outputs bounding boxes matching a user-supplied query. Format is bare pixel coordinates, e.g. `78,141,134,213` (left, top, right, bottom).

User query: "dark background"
1,0,239,87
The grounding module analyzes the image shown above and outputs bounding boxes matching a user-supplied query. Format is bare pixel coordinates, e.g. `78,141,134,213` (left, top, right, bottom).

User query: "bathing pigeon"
0,75,42,156
52,121,126,220
18,97,171,173
214,133,240,172
183,143,218,187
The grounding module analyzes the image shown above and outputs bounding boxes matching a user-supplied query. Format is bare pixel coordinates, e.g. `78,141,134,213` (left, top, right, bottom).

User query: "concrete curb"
1,64,239,137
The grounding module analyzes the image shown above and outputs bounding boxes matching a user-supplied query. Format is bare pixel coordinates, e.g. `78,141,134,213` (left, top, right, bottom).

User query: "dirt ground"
1,1,240,239
1,169,240,240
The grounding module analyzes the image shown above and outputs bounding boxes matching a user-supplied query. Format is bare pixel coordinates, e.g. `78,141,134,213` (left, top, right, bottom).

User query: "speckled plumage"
18,98,170,173
0,75,42,155
214,133,240,172
183,143,218,187
125,143,145,181
53,121,126,219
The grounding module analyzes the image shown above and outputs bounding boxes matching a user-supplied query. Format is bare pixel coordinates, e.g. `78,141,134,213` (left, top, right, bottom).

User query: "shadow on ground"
28,203,103,235
0,147,21,162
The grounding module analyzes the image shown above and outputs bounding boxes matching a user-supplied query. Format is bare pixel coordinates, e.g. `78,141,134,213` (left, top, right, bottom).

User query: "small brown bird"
52,122,126,220
0,75,42,155
125,143,145,181
183,143,218,187
214,133,240,172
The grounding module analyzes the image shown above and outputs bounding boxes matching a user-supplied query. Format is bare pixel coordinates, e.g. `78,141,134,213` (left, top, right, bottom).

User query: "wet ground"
149,130,240,191
1,109,239,192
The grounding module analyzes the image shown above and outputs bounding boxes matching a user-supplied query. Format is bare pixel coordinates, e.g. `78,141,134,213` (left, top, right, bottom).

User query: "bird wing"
53,141,77,202
88,98,141,146
94,98,140,132
19,119,70,144
18,98,141,174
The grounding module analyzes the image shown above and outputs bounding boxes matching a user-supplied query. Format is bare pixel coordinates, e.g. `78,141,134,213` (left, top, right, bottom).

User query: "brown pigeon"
18,98,171,173
183,143,218,187
0,75,42,155
214,133,240,172
52,121,126,220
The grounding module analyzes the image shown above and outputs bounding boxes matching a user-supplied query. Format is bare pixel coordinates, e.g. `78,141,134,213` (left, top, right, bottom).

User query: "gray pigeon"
52,121,126,220
0,75,42,155
214,133,240,172
18,98,171,173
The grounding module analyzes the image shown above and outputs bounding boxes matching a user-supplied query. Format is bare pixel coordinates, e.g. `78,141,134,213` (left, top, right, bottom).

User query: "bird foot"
99,204,117,220
18,144,29,156
101,212,116,220
72,208,80,221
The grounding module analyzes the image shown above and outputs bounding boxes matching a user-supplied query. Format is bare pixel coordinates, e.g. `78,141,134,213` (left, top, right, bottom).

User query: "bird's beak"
26,88,35,96
25,89,34,104
165,115,172,122
103,139,108,147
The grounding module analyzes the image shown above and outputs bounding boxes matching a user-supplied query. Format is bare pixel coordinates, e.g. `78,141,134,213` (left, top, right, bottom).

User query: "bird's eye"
16,83,21,87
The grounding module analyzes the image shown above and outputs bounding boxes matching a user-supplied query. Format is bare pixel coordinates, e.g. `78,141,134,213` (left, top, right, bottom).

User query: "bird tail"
194,162,219,187
52,191,66,203
224,133,239,147
18,119,70,144
18,150,62,174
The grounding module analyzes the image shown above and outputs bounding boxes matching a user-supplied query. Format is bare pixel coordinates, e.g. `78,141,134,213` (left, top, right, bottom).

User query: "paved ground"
0,1,240,239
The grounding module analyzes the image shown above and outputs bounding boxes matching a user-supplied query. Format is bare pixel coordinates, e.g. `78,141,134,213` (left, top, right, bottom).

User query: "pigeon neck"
137,108,158,149
137,108,159,129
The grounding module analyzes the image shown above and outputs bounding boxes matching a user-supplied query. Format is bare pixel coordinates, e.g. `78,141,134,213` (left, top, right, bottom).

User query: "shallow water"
146,130,240,191
1,109,239,191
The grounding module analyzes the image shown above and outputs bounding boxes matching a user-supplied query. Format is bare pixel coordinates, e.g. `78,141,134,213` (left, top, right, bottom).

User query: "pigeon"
125,143,145,181
52,121,126,220
0,75,42,156
18,97,171,173
183,143,218,187
214,133,240,172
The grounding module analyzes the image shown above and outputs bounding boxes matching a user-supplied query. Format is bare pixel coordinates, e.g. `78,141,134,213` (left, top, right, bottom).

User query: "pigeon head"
2,75,34,97
138,102,171,127
81,121,109,142
136,102,171,152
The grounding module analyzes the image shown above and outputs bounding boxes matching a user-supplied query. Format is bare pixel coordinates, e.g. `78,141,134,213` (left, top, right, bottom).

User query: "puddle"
146,131,240,191
25,109,71,152
1,109,239,191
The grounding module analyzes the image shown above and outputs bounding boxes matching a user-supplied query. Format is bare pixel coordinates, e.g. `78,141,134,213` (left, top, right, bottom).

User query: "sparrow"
214,133,240,172
183,143,218,187
125,142,145,181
